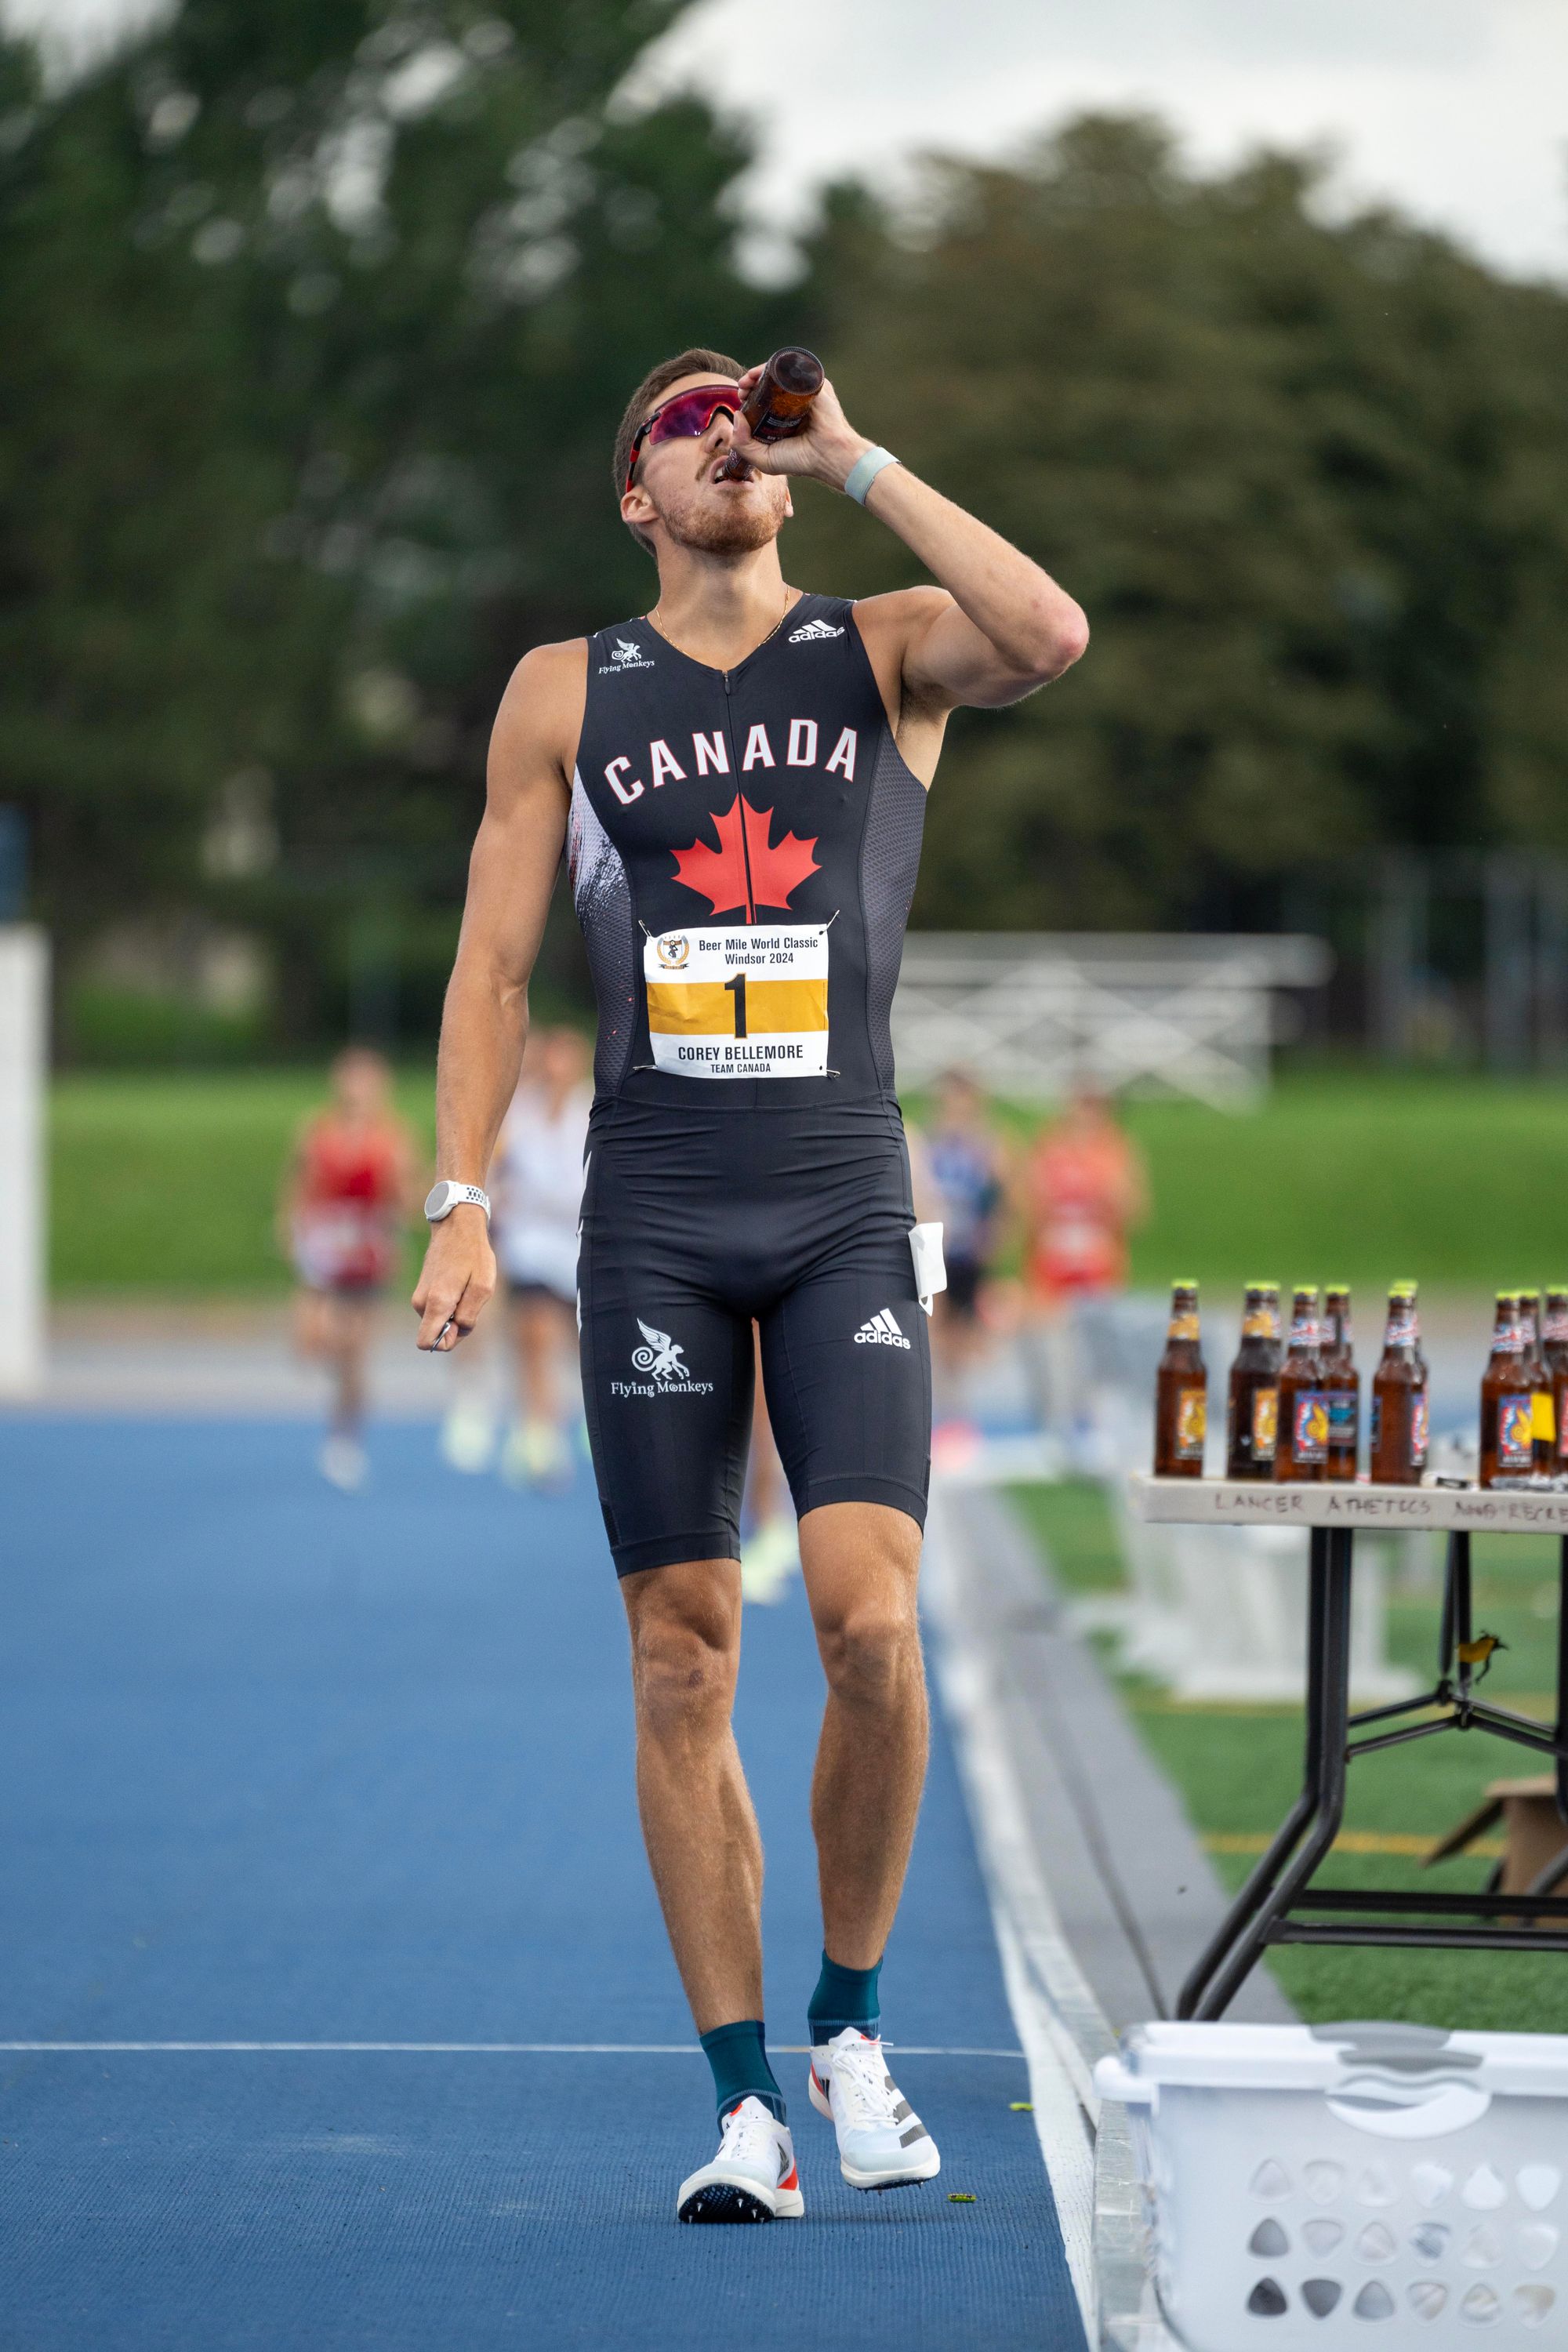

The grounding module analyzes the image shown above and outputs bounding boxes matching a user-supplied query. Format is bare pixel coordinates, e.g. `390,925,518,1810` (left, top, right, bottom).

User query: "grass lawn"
1011,1478,1568,2033
50,1070,437,1294
48,1064,1568,1294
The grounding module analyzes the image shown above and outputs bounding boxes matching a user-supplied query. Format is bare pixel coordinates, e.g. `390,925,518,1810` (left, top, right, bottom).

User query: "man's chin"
661,497,782,558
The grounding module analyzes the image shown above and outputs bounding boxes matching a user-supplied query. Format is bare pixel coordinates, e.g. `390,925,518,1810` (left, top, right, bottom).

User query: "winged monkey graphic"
632,1319,689,1386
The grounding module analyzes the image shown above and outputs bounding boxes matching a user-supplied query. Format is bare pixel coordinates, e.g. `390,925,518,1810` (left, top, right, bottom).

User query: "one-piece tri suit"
568,595,931,1576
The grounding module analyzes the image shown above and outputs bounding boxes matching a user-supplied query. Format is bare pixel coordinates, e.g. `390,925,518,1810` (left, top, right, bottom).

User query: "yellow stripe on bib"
647,978,828,1036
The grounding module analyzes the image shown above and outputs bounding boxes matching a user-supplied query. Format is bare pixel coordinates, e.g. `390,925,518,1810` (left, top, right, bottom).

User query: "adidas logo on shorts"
788,616,844,643
855,1308,910,1349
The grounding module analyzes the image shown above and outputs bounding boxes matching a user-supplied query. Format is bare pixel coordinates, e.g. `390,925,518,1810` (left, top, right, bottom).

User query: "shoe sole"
808,2064,941,2191
676,2167,804,2224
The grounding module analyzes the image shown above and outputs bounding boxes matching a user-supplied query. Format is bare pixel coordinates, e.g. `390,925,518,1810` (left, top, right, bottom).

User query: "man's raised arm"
412,641,582,1352
728,365,1087,713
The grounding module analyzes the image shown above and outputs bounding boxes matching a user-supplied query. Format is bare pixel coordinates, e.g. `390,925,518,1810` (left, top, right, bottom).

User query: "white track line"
0,2042,1023,2057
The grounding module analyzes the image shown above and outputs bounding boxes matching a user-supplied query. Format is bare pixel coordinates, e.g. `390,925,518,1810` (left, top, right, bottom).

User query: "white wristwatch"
424,1180,491,1223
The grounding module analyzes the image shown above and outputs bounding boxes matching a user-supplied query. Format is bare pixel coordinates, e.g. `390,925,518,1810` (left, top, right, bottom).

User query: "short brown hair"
613,347,744,557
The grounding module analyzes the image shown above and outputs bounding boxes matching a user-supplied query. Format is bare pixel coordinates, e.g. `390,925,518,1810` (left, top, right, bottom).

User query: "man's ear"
782,489,794,522
621,484,657,535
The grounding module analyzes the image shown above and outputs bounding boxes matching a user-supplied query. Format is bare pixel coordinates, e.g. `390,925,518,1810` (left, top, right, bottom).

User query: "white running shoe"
318,1435,367,1492
438,1402,495,1474
676,2095,804,2224
808,2027,941,2190
740,1515,799,1605
500,1419,572,1492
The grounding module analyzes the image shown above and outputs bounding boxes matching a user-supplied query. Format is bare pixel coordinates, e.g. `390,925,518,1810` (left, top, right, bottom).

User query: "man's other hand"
412,1204,496,1351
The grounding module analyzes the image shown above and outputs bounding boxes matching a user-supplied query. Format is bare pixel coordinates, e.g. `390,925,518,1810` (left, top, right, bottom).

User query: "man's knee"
815,1600,920,1709
625,1571,739,1739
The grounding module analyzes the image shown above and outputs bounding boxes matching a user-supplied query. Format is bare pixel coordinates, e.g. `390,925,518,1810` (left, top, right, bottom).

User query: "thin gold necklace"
647,588,795,664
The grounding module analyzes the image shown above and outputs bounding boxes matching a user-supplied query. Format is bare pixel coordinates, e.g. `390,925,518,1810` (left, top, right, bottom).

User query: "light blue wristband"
843,445,901,506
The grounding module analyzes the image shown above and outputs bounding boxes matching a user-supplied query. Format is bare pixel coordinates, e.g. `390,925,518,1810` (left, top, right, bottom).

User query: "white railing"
892,932,1331,1107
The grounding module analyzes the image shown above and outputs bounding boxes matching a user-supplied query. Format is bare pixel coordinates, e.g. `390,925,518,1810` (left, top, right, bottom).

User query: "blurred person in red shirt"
1018,1083,1149,1463
280,1047,422,1490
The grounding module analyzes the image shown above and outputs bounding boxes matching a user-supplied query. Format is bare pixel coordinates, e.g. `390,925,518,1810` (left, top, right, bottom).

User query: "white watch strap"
427,1181,491,1222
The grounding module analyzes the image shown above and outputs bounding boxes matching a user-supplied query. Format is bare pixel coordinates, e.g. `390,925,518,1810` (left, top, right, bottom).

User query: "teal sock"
808,1950,882,2049
700,2019,785,2124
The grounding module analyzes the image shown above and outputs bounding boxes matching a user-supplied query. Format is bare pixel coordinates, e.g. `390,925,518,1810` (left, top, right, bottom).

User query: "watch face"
424,1182,452,1219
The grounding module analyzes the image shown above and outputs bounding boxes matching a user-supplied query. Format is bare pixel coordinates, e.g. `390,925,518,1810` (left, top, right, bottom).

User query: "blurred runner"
1020,1083,1149,1465
921,1069,1004,1399
281,1047,421,1490
490,1026,592,1489
740,1335,796,1604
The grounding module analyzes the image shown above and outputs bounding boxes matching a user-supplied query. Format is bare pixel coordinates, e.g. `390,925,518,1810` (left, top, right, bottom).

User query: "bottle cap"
1497,1289,1520,1304
1247,1280,1279,1293
1325,1283,1349,1294
1391,1280,1417,1294
1171,1279,1198,1290
1292,1283,1319,1298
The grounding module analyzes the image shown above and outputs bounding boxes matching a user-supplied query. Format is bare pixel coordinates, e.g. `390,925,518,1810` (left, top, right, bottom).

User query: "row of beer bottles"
1154,1280,1431,1484
1157,1282,1568,1486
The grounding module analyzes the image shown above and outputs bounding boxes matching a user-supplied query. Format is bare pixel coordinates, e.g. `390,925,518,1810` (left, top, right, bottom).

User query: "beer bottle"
1545,1287,1568,1472
1276,1287,1329,1482
1154,1282,1207,1478
1225,1283,1281,1480
1480,1290,1535,1487
715,347,825,480
1321,1284,1359,1483
1369,1281,1428,1486
1520,1287,1557,1472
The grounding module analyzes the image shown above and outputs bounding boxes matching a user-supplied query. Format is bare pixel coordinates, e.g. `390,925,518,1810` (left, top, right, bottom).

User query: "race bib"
644,924,829,1080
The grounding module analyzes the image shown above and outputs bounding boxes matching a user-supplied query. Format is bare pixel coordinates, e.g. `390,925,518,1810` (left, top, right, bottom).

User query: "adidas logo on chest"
855,1308,911,1349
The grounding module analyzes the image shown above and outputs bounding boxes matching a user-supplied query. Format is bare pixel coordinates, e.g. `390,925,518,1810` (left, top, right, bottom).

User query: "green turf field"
1012,1479,1568,2033
49,1065,1568,1294
50,1071,437,1294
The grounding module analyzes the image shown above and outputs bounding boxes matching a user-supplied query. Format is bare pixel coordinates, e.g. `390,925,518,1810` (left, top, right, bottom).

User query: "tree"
0,0,782,1042
789,118,1568,931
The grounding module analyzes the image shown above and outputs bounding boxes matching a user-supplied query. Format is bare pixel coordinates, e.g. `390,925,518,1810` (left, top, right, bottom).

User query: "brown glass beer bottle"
1154,1282,1207,1477
1480,1290,1535,1487
1225,1283,1281,1479
1321,1284,1359,1482
1519,1288,1557,1472
1369,1282,1428,1485
1276,1287,1329,1482
1545,1287,1568,1472
715,348,825,480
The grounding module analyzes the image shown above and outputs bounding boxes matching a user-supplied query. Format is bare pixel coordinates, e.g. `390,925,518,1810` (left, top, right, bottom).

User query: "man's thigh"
579,1269,755,1577
757,1229,931,1531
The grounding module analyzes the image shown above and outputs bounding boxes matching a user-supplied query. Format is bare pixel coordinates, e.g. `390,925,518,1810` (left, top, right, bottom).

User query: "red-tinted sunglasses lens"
625,385,738,491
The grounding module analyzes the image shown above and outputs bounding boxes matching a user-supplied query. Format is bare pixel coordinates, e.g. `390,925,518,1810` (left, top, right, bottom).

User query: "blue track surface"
0,1418,1084,2350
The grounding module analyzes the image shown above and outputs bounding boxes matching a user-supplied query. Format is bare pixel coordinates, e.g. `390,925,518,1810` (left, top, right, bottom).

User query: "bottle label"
1411,1393,1429,1467
1292,1392,1330,1463
1493,1329,1526,1356
1175,1388,1207,1459
1533,1389,1557,1444
1288,1316,1321,1349
1327,1392,1358,1446
1168,1311,1200,1341
1242,1304,1280,1339
1547,1308,1568,1345
1497,1396,1534,1470
1251,1387,1278,1458
1386,1309,1418,1347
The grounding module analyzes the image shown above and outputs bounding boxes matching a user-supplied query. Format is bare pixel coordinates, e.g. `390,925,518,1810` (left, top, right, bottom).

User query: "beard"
655,479,786,558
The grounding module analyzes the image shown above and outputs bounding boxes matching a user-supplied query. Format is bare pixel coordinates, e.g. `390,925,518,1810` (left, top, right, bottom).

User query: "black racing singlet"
568,595,927,1109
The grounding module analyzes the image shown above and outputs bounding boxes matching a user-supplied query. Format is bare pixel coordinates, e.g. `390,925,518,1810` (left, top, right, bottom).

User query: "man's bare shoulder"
491,639,588,782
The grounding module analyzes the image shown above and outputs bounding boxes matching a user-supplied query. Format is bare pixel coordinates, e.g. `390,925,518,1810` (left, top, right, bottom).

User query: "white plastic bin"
1094,2022,1568,2346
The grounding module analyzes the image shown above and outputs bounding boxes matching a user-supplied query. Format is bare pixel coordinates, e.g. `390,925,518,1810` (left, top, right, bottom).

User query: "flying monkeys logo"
611,1317,714,1399
670,796,819,920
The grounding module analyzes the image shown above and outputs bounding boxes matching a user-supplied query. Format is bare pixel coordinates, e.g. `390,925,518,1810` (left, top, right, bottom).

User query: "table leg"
1190,1526,1355,2020
1175,1525,1332,2020
1438,1530,1472,1691
1557,1534,1568,1828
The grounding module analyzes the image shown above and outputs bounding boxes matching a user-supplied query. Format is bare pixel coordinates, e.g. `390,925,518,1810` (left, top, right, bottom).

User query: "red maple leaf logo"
670,796,819,922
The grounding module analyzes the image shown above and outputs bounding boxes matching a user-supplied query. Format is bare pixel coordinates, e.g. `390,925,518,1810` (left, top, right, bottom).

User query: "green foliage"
790,118,1568,929
1,0,781,1043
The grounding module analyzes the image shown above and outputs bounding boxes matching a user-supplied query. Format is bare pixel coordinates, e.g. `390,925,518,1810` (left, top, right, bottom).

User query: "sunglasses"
624,383,740,493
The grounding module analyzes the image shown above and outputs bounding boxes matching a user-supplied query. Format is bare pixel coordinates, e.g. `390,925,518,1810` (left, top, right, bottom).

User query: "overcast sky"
10,0,1566,281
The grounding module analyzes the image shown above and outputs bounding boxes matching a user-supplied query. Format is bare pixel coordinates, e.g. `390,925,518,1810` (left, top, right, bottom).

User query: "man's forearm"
862,463,1083,677
434,957,528,1186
